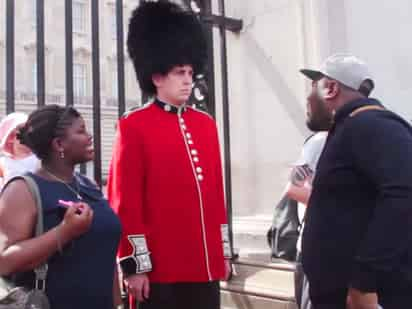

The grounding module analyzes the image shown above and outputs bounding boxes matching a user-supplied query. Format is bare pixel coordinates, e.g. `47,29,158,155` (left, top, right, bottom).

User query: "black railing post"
203,0,216,117
91,0,102,186
65,0,74,106
217,0,235,257
116,0,126,117
6,0,15,113
37,0,46,107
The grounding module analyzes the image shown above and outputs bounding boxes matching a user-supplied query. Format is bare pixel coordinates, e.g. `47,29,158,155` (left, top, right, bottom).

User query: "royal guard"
107,2,232,309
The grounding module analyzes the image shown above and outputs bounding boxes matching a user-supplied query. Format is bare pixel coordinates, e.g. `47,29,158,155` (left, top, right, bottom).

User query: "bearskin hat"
127,1,207,96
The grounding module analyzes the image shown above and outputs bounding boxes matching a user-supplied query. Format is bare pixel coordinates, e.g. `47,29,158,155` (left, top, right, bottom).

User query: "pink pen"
58,200,74,208
58,200,83,214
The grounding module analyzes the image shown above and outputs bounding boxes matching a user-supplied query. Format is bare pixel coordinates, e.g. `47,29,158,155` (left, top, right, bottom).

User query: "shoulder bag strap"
349,105,385,117
20,175,48,291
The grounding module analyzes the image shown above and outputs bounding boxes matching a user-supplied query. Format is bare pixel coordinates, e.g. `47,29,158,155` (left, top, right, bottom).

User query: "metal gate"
2,0,242,252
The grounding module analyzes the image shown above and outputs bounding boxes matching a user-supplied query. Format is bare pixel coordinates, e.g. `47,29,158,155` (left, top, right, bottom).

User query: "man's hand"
124,273,150,302
290,165,313,187
346,287,378,309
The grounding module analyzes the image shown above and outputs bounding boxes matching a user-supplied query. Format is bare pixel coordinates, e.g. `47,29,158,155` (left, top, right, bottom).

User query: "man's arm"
348,114,412,294
285,133,327,205
286,165,313,205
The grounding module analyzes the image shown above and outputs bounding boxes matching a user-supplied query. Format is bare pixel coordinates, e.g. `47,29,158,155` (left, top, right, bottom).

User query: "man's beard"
306,97,333,132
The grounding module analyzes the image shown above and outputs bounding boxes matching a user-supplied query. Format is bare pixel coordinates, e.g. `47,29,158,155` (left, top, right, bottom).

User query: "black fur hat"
127,1,207,96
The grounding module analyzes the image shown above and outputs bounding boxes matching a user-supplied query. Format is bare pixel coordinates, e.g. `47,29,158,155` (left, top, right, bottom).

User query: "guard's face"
153,65,193,105
306,80,333,131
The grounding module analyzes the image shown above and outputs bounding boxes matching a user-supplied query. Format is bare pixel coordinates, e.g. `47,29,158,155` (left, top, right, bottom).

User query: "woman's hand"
0,181,94,275
59,201,94,241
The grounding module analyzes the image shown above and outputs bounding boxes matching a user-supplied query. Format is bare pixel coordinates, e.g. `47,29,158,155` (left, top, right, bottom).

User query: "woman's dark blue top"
23,173,122,309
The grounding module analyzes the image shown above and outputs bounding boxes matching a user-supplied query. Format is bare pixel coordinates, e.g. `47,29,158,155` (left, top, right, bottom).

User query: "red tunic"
108,100,230,284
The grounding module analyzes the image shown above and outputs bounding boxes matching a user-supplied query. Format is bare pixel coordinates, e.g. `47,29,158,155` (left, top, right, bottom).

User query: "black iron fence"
4,0,128,184
3,0,242,254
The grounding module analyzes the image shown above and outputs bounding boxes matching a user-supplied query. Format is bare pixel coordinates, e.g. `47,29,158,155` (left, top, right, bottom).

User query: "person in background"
288,131,327,309
0,112,39,187
0,105,122,309
108,2,232,309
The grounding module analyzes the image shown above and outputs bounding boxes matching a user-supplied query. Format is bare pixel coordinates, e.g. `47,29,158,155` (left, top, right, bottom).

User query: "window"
0,47,4,92
74,63,87,97
112,65,118,97
28,0,36,26
111,10,117,40
73,1,87,34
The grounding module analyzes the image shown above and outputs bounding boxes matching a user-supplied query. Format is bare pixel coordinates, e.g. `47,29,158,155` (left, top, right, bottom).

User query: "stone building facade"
0,0,141,178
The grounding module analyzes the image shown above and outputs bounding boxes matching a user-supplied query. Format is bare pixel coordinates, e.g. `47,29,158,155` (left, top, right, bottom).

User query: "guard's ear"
152,73,164,88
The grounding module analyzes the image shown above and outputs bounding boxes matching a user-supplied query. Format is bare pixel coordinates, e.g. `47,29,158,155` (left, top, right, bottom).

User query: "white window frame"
28,0,36,27
73,63,88,97
32,62,37,94
73,1,87,34
111,9,117,40
0,47,4,92
112,64,118,98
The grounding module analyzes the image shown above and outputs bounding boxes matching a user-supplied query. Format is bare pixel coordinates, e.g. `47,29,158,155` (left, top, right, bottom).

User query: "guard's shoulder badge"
187,105,213,120
122,103,152,119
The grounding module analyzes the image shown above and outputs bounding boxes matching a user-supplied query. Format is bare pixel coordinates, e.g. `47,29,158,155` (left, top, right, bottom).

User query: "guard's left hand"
346,287,378,309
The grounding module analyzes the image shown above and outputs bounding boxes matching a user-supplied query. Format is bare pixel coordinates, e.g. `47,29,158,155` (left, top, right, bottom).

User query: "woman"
0,105,123,308
0,112,39,188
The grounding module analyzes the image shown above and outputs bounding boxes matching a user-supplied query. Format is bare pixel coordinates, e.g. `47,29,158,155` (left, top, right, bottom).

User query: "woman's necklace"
43,168,83,201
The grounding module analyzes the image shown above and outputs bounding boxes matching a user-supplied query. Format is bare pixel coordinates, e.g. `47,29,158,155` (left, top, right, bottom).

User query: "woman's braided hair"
17,104,80,161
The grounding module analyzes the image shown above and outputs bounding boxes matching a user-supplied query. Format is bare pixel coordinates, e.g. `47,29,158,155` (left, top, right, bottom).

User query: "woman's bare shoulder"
0,178,36,215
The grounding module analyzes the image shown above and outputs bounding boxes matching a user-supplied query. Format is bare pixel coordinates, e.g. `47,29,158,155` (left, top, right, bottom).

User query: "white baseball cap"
300,53,374,97
0,112,28,155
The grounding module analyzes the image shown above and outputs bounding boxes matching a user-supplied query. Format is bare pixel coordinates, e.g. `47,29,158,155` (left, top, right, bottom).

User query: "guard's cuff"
119,235,152,276
350,263,377,293
221,224,232,259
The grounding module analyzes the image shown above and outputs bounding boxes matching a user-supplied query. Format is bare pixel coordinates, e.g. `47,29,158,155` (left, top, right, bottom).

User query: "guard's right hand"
124,273,150,302
60,202,93,240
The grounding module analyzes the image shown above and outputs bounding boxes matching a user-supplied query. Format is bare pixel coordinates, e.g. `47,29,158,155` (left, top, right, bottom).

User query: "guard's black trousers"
138,281,220,309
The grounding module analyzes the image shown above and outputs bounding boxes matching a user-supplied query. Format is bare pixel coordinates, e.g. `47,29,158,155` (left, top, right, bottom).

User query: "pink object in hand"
58,199,83,213
58,200,73,207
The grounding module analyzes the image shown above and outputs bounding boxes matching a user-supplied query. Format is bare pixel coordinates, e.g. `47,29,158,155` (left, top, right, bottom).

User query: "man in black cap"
300,53,412,309
108,2,232,309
